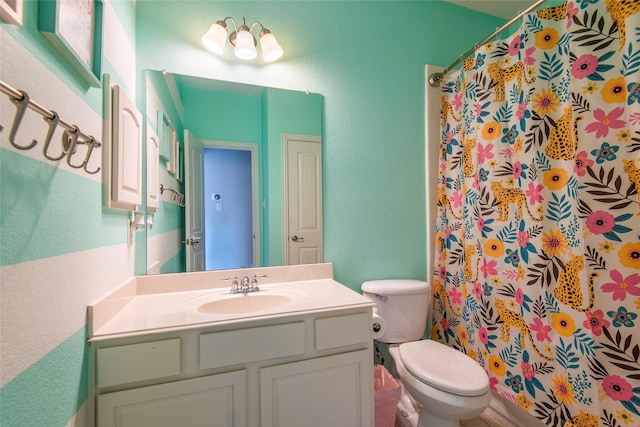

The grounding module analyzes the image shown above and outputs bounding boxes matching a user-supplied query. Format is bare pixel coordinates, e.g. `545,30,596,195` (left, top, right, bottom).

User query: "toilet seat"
399,340,490,397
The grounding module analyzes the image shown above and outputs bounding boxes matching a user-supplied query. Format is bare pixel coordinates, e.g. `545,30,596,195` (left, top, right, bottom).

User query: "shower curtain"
432,1,640,426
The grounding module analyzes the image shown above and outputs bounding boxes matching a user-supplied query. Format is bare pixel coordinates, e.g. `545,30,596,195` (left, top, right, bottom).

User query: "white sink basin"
197,293,294,315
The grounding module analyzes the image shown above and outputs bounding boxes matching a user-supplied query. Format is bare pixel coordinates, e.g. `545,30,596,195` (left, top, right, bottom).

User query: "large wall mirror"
144,70,324,275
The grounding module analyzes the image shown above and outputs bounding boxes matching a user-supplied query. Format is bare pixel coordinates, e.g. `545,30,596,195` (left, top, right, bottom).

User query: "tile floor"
460,410,510,427
395,409,511,427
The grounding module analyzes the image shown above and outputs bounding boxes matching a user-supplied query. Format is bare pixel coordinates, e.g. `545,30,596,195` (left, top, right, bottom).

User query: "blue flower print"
505,372,524,393
607,306,638,328
505,249,520,267
590,142,618,164
478,168,489,182
475,53,486,68
628,82,640,104
576,0,598,9
501,125,519,145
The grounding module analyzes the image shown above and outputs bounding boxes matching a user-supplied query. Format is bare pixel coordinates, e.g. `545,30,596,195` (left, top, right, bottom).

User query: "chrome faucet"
227,273,265,294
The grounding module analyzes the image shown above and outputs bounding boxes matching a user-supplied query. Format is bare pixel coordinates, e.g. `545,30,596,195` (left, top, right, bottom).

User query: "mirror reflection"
144,70,323,274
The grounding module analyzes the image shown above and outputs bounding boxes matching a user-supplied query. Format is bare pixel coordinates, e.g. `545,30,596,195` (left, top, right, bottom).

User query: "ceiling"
445,0,539,20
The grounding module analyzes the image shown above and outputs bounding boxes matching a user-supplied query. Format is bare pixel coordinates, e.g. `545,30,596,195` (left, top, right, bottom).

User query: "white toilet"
361,279,491,427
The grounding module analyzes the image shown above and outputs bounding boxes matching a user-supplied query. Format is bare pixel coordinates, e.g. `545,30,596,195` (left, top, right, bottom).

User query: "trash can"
374,365,401,427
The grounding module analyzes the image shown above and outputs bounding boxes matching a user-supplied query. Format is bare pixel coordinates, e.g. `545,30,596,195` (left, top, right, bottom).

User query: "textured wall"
135,0,505,290
0,1,504,426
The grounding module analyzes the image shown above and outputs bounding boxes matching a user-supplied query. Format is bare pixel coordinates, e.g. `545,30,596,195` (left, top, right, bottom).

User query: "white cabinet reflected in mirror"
144,70,323,275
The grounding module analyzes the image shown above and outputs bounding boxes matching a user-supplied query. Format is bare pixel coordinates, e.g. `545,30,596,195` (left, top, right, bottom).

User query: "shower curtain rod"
428,0,547,87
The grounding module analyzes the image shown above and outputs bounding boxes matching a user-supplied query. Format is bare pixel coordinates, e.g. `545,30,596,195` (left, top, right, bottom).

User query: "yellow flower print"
485,238,505,257
618,242,640,269
542,228,569,258
583,82,598,94
503,57,512,66
517,393,533,411
485,42,495,51
536,205,545,217
491,276,502,286
513,137,524,152
617,409,634,425
458,325,469,344
635,297,640,310
506,177,515,186
488,159,498,168
461,283,469,300
535,27,560,50
532,87,561,116
616,129,631,142
601,76,627,103
543,168,569,190
552,312,576,337
467,348,478,361
482,121,502,140
488,355,506,376
551,374,577,405
599,241,615,254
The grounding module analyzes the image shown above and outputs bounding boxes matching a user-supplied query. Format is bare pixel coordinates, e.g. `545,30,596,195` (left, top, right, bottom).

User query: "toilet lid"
399,340,490,397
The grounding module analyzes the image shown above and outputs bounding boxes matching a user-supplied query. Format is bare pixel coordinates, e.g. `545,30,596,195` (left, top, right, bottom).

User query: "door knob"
291,235,304,242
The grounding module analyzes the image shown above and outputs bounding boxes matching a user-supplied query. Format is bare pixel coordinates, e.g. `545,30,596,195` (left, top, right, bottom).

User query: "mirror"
144,70,323,274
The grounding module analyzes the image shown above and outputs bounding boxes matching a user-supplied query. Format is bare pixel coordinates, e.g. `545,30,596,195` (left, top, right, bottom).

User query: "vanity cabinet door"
260,350,373,427
97,370,246,427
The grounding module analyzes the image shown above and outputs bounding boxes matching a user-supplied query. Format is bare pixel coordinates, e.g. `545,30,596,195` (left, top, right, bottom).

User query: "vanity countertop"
88,263,373,341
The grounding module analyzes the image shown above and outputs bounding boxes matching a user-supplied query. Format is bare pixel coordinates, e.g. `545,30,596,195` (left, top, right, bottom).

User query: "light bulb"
201,22,228,54
234,29,257,60
260,31,283,62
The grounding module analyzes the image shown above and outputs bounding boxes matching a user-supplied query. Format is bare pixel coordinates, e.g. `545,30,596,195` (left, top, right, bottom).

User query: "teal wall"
136,0,505,289
1,1,505,426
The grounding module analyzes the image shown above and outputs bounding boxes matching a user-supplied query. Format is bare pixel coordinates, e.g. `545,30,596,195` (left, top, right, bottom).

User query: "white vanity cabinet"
91,309,373,427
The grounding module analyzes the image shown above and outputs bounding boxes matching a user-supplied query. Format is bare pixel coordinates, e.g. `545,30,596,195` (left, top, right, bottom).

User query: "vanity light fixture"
201,17,283,62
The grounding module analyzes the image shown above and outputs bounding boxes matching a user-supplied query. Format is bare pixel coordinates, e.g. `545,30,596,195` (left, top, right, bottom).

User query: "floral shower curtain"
432,1,640,426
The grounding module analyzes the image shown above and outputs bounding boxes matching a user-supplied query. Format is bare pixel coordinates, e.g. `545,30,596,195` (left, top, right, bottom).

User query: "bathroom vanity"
88,263,374,427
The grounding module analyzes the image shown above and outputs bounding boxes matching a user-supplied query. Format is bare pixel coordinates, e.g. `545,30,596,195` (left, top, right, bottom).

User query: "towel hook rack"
0,80,102,175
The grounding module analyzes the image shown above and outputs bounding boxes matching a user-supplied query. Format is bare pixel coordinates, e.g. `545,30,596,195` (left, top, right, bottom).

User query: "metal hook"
82,136,101,175
42,111,65,161
63,128,85,169
8,90,37,150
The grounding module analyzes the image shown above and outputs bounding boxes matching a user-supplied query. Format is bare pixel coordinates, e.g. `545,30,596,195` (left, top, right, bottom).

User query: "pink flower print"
478,327,489,345
574,150,594,177
513,161,524,181
472,282,483,300
571,54,598,79
521,360,535,381
602,375,634,401
450,191,463,208
477,217,485,232
477,142,494,164
451,93,463,111
523,47,536,66
489,375,499,391
585,107,626,138
586,210,615,234
509,35,522,56
481,259,497,278
449,287,463,305
566,2,578,27
516,101,527,120
630,112,640,126
525,182,543,205
601,269,640,301
529,317,552,342
440,317,450,331
583,310,610,336
439,266,447,280
514,288,525,305
517,231,529,249
445,130,454,144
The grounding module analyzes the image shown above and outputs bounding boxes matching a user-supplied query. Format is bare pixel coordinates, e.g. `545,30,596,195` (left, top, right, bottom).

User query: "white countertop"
88,263,373,341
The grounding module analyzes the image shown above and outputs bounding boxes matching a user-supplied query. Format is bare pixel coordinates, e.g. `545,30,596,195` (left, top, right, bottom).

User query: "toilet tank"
361,280,431,344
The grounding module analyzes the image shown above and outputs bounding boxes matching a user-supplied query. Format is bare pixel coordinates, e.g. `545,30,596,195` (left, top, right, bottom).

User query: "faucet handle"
223,276,239,293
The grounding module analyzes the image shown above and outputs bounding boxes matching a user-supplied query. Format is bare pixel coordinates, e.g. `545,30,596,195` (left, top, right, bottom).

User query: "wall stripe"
0,327,88,427
1,243,135,386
